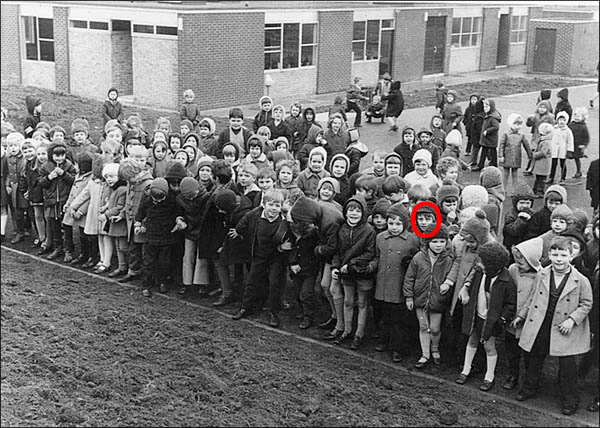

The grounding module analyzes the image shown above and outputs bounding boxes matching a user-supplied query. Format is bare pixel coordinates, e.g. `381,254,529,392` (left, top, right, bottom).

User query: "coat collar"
539,266,579,296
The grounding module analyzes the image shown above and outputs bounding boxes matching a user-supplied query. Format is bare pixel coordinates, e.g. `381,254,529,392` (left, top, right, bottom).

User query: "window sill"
510,41,527,45
22,59,55,64
352,59,379,63
450,45,480,50
264,66,317,72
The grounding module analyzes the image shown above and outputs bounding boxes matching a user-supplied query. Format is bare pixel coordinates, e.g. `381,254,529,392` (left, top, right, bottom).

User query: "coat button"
566,299,570,302
534,305,538,308
529,319,533,322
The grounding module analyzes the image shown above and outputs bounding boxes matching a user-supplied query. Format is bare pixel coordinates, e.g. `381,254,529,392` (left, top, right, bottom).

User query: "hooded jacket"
569,119,590,159
441,90,463,133
525,184,567,240
102,89,123,126
38,142,77,209
499,113,532,168
23,95,41,138
298,125,326,170
526,100,555,146
393,126,417,175
479,99,502,148
470,98,486,144
502,182,535,250
463,93,479,139
554,88,572,124
298,107,321,148
175,183,210,241
429,114,447,151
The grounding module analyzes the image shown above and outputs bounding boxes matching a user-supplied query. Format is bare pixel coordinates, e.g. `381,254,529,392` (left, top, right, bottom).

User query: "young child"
284,102,303,156
538,203,574,265
456,242,516,392
268,105,293,144
434,156,463,195
124,114,148,148
322,113,349,166
198,118,218,158
404,149,438,190
436,180,461,239
525,100,555,175
586,158,599,213
361,149,386,178
275,159,299,191
434,80,448,114
568,107,590,180
531,123,554,198
498,113,532,193
217,108,252,159
23,95,42,139
245,135,270,171
513,236,592,416
27,142,49,252
354,175,379,218
393,126,417,176
297,147,330,199
253,96,273,133
441,129,470,171
104,120,125,149
429,115,447,153
365,95,386,124
473,99,501,171
93,163,119,273
502,181,535,253
469,98,486,167
331,194,376,349
196,156,214,193
371,202,419,362
151,140,170,178
345,128,369,178
416,127,440,171
317,177,341,212
554,88,573,123
154,117,172,136
101,162,129,277
5,132,28,243
525,184,567,240
231,189,289,328
504,240,542,390
382,175,409,207
548,111,574,184
405,224,454,368
221,143,241,176
330,153,351,206
255,166,277,206
478,166,506,235
68,118,99,163
441,89,463,134
180,89,202,131
370,198,391,234
236,160,261,208
180,120,194,139
383,152,403,177
102,87,123,127
407,183,433,217
463,93,479,156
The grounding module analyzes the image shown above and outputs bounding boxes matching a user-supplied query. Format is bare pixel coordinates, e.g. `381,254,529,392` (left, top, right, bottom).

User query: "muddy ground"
1,249,597,427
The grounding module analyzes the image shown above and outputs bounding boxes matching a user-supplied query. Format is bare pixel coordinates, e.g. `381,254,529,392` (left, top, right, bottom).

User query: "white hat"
412,149,432,168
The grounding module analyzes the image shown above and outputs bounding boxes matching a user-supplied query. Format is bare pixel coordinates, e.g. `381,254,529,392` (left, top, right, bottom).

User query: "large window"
264,23,317,70
352,19,393,61
23,16,54,62
451,17,482,48
510,15,528,43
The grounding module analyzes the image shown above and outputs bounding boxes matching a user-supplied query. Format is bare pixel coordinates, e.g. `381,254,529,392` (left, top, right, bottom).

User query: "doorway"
379,29,394,77
496,14,510,67
423,16,446,75
532,28,556,73
111,20,133,95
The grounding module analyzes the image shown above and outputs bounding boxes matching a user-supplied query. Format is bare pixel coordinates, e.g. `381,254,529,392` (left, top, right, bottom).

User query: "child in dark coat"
569,107,590,179
23,95,42,138
463,94,479,156
102,87,123,127
502,181,535,254
180,89,202,130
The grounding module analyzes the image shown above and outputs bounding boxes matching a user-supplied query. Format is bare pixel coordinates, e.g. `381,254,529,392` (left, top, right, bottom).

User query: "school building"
1,1,598,111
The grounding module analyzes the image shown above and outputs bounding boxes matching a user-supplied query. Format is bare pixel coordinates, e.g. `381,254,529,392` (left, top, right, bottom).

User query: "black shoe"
562,405,578,416
213,295,232,307
318,316,336,330
323,329,343,341
414,357,429,370
269,313,280,328
375,343,387,352
158,283,168,293
480,379,494,392
334,331,352,345
177,285,187,295
455,373,468,385
108,268,127,278
70,253,87,265
502,375,519,390
46,248,64,260
471,166,483,172
299,317,312,329
118,273,139,283
37,245,52,256
516,390,535,402
349,335,362,350
392,352,402,363
232,308,252,320
10,233,24,244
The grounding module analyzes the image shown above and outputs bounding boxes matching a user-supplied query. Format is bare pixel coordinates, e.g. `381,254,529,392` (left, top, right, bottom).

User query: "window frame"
510,15,528,44
264,22,318,71
132,23,178,38
352,18,394,62
22,16,54,62
450,16,482,49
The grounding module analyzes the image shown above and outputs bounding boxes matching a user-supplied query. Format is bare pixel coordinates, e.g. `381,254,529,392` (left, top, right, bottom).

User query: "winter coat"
332,175,351,207
180,102,202,127
569,121,589,159
328,100,348,123
416,140,440,171
75,179,105,235
526,101,554,147
499,128,532,169
105,181,128,237
393,136,416,175
23,95,41,138
268,119,293,144
442,101,463,134
20,159,44,205
199,135,218,158
371,231,420,304
102,99,123,126
284,114,304,154
65,140,99,164
62,171,92,227
314,201,344,263
470,99,485,146
479,100,502,148
288,226,321,277
235,206,288,259
216,127,253,158
518,266,592,357
298,125,325,170
323,129,349,164
135,191,178,246
531,133,552,176
382,89,404,117
435,87,448,112
122,170,153,242
502,184,535,250
462,268,516,341
253,110,273,133
345,143,368,177
525,205,552,241
296,168,330,199
586,158,599,209
550,125,574,159
175,186,210,241
404,169,438,191
7,153,28,209
38,158,77,209
554,88,572,123
404,247,454,312
463,95,479,138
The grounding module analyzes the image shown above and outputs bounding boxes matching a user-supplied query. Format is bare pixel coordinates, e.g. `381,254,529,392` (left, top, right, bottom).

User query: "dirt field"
1,249,595,427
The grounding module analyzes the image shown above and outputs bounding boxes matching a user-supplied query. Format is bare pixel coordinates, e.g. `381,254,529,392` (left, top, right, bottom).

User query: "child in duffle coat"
498,113,532,193
531,123,554,198
503,240,542,391
502,181,535,254
61,152,94,264
297,147,330,199
198,118,218,158
525,100,555,175
478,166,506,236
513,236,593,416
180,89,202,130
102,87,123,127
455,242,516,392
548,111,574,184
26,142,49,252
369,203,419,363
473,99,501,170
393,126,417,176
404,224,454,369
569,107,590,180
16,140,37,244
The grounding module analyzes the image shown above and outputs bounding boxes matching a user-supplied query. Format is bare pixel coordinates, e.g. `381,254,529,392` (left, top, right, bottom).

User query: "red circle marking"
410,201,442,239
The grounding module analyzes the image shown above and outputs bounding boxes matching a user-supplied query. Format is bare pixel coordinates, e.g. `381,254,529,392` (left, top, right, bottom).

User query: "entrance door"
532,28,556,73
496,14,510,66
379,30,394,76
423,16,446,75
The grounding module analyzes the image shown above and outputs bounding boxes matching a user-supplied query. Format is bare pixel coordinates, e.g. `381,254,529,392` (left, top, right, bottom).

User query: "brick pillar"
53,6,70,92
479,8,500,71
1,3,21,85
316,10,352,94
393,9,426,82
178,12,264,110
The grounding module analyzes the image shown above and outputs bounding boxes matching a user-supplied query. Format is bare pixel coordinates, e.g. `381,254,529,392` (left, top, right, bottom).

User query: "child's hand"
405,299,414,311
458,286,470,305
134,222,145,235
498,157,504,164
279,240,292,251
55,167,64,176
5,186,11,195
72,210,83,220
98,213,107,222
290,264,301,275
331,269,339,280
511,316,524,329
227,228,239,239
447,211,457,223
558,318,575,335
440,282,451,295
517,211,531,220
47,170,57,180
340,264,348,274
110,215,123,223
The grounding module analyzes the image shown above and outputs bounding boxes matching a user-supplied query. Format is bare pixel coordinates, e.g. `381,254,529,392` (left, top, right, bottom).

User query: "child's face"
74,131,86,144
229,117,244,130
290,106,300,117
185,93,194,102
441,199,458,214
432,117,442,128
516,200,532,212
442,167,459,182
104,172,118,187
549,248,571,271
385,163,401,177
223,149,236,165
199,126,210,137
512,248,531,273
34,103,42,114
569,239,581,260
483,100,491,113
538,104,548,115
264,199,282,220
572,111,583,122
557,117,567,128
463,234,478,251
372,214,387,230
158,123,170,133
403,132,415,144
273,108,283,120
168,180,180,192
7,142,21,156
372,95,381,104
386,190,404,204
470,96,478,105
52,152,66,165
257,130,270,140
418,132,431,144
154,145,167,161
372,156,385,172
180,125,190,136
53,132,65,143
346,205,363,226
551,218,568,234
305,111,314,122
429,238,446,254
318,183,335,202
275,142,287,151
184,146,196,161
387,216,404,236
258,176,274,192
170,138,181,151
331,118,342,133
107,129,123,144
331,159,347,178
546,199,561,212
414,160,428,176
261,102,272,112
198,166,212,182
309,155,324,173
237,171,254,188
175,151,188,166
278,166,293,185
249,145,262,159
109,90,118,101
446,94,455,103
511,120,523,132
131,153,147,169
315,133,324,145
417,213,435,231
36,147,48,164
291,220,310,236
22,147,36,161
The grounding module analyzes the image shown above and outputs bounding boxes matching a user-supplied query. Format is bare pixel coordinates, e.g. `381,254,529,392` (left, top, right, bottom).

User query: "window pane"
302,23,315,45
366,20,380,60
471,33,479,46
382,19,393,28
265,51,280,70
26,43,38,60
39,40,54,61
133,24,154,34
38,18,53,39
23,16,36,43
70,20,87,29
265,28,281,48
511,15,519,29
521,16,527,30
461,17,472,34
510,32,517,43
353,21,365,40
473,17,481,33
461,34,470,47
90,21,109,30
112,20,130,31
451,34,460,47
452,18,461,34
282,23,299,68
519,31,526,43
301,45,314,66
352,41,364,61
156,26,177,35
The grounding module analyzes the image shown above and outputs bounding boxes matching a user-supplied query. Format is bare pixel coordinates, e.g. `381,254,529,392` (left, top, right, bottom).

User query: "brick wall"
569,22,599,76
542,10,595,20
526,21,574,75
111,31,133,95
22,61,55,90
316,10,352,94
393,9,426,82
479,7,500,71
1,3,21,85
508,42,526,66
265,68,317,101
53,6,70,92
132,36,178,109
449,47,480,74
68,29,111,99
179,12,264,111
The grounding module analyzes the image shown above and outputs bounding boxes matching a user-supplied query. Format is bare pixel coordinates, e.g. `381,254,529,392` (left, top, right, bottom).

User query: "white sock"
0,214,7,236
485,354,498,382
462,345,477,376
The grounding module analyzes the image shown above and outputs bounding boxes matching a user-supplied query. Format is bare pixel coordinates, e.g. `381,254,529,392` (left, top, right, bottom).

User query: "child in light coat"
548,111,574,184
498,113,532,193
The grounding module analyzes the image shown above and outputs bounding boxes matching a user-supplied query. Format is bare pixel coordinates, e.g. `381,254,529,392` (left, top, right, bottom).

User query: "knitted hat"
460,209,490,244
92,154,109,180
154,130,168,143
436,180,460,203
259,95,273,106
150,177,169,199
550,204,574,224
77,151,94,174
214,189,237,213
173,149,190,167
119,158,143,181
538,122,554,136
387,202,409,228
198,117,216,135
571,209,589,233
479,166,503,189
247,134,266,152
330,153,350,173
415,203,436,217
412,149,432,168
372,198,391,218
478,241,509,276
290,196,321,223
460,185,489,209
197,155,214,171
309,146,327,163
104,119,122,135
384,152,402,165
447,90,457,99
50,125,67,139
71,118,90,135
416,127,433,138
317,176,340,194
556,111,570,122
107,87,118,97
273,104,286,116
102,162,120,177
544,184,567,204
512,181,535,203
445,129,462,147
426,223,449,241
126,114,142,129
507,113,523,128
179,177,200,199
165,161,187,181
180,119,194,131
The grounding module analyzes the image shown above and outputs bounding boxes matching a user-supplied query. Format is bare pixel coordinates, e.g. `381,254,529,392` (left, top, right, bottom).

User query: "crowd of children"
1,85,599,416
